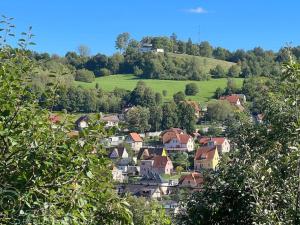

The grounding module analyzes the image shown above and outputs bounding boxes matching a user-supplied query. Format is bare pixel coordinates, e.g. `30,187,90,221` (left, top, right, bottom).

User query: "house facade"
220,95,241,106
140,156,173,177
179,172,204,188
140,158,154,177
199,137,230,155
101,115,120,128
162,128,194,152
112,167,127,183
137,147,167,160
126,132,143,152
108,147,129,159
194,146,219,170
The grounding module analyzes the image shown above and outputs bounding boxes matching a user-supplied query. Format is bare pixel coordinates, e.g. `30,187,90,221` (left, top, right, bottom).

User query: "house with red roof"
194,146,219,170
140,156,173,177
199,137,230,155
161,128,194,152
220,95,241,106
219,94,245,111
178,172,204,189
126,132,143,152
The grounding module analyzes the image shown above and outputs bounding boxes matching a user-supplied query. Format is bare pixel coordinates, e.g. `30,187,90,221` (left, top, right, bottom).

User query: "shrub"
162,90,168,97
133,66,143,76
227,65,241,77
185,83,199,96
173,91,185,103
74,69,95,83
99,68,111,76
210,65,226,78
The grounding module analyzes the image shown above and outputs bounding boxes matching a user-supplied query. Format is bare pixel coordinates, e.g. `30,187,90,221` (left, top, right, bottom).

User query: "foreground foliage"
0,25,171,224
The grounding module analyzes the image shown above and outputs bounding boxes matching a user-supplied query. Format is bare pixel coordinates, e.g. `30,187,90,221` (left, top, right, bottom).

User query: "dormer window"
200,154,207,159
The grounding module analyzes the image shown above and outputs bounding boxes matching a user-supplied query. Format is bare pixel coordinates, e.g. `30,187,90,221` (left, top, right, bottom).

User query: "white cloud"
187,7,207,14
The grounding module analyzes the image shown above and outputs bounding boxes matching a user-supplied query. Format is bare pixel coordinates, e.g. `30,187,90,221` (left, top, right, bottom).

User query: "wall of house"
194,150,219,170
187,139,194,152
164,138,194,152
222,140,230,153
140,160,154,176
132,141,143,152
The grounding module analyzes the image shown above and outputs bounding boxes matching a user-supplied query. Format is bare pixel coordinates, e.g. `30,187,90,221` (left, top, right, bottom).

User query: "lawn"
76,74,244,104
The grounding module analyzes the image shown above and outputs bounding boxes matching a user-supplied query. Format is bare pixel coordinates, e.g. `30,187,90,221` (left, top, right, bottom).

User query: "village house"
112,167,128,183
140,156,173,177
219,94,245,111
75,115,89,130
178,172,204,189
135,186,164,198
199,137,230,155
108,146,129,159
101,114,120,128
194,146,219,170
161,128,194,152
137,147,167,160
102,135,125,147
126,165,140,176
139,43,164,53
126,132,143,152
220,95,241,106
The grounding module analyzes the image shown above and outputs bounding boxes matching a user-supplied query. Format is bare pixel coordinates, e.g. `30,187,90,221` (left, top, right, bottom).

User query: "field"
76,74,244,104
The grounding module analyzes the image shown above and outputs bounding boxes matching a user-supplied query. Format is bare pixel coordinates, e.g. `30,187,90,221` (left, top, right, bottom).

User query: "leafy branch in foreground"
0,21,133,225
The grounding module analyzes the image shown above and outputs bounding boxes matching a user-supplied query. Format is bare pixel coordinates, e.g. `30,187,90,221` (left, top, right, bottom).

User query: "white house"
162,128,194,152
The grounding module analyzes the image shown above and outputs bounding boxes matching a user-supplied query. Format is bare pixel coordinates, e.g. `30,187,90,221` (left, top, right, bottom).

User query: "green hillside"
167,53,236,72
76,74,243,104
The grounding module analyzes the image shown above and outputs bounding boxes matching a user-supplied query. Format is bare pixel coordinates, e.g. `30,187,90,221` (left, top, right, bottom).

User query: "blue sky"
1,0,300,55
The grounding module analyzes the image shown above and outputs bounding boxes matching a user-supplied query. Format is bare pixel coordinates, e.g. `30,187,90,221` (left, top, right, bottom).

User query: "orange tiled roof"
129,132,143,142
162,128,191,144
199,137,226,145
220,95,240,104
179,172,204,185
194,146,217,161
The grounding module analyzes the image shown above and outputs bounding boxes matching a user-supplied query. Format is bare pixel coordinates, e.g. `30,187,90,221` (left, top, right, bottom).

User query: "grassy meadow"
76,74,244,104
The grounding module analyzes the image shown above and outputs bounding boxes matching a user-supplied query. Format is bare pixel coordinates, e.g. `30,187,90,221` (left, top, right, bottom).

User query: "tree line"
28,33,300,83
